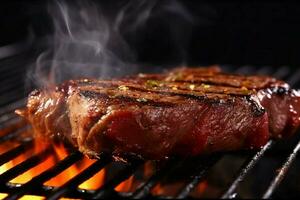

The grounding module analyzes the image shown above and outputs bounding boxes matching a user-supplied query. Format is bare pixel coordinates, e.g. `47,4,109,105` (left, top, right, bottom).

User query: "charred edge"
79,90,175,107
245,96,266,116
130,75,246,89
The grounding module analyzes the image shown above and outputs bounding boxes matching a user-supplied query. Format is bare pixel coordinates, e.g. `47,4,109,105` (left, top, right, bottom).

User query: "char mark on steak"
16,66,300,160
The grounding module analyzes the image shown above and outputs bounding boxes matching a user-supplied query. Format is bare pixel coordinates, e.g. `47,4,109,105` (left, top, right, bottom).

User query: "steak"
16,67,300,160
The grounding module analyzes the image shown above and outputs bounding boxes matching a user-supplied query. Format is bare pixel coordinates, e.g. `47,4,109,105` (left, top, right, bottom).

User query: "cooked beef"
16,67,300,160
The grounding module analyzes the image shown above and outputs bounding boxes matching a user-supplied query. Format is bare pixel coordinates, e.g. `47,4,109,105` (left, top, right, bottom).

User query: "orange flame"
0,132,106,199
115,175,134,192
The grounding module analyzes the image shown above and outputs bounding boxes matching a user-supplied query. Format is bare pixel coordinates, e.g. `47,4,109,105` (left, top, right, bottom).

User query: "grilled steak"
16,67,300,160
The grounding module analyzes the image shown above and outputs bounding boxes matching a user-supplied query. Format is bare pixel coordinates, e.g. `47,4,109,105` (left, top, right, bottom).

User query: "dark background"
1,1,300,67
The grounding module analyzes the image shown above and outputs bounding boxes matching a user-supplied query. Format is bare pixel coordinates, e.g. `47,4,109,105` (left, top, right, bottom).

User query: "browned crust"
58,66,288,118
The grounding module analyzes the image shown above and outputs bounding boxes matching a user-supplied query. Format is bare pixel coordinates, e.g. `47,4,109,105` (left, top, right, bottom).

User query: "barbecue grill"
1,49,300,199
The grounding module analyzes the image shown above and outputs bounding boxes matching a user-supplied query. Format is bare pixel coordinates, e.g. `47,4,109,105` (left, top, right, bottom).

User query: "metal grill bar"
257,66,273,75
0,126,29,144
0,71,24,86
219,67,299,199
46,154,112,200
1,76,25,93
131,159,183,199
0,52,32,71
0,115,19,127
272,66,290,79
176,155,222,199
0,139,33,166
221,140,274,199
93,160,143,199
234,65,255,74
0,114,23,129
0,89,27,107
287,69,300,87
3,183,94,199
0,99,25,117
0,54,32,107
0,113,18,125
3,151,83,200
0,148,52,185
0,100,25,130
262,140,300,199
0,63,26,76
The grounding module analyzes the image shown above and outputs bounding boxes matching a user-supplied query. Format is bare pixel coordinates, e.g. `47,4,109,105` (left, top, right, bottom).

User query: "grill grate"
0,64,300,199
262,140,300,199
221,141,274,199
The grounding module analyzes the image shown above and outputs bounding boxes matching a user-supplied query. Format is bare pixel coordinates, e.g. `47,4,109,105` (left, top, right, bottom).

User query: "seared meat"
16,67,300,160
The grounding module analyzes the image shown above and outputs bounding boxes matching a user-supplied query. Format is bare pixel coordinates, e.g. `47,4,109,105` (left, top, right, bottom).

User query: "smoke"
29,0,195,88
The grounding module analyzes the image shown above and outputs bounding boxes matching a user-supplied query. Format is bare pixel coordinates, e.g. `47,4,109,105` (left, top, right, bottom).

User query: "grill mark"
139,77,284,96
76,79,254,96
76,80,267,116
136,78,271,90
135,66,221,80
73,71,282,115
78,82,238,105
79,90,177,108
171,77,275,89
78,85,265,116
128,77,278,91
131,83,252,96
134,71,279,89
123,86,220,102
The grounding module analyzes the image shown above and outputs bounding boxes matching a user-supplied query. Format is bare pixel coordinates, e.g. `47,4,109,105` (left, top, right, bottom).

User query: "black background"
1,1,300,67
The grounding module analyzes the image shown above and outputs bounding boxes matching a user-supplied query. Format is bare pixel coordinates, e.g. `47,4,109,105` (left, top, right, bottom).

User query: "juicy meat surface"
17,67,300,160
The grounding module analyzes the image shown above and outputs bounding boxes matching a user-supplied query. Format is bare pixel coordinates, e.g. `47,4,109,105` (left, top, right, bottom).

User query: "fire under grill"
1,58,300,199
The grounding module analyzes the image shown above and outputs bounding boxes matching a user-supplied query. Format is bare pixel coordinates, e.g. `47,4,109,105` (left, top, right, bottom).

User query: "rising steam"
29,0,194,88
